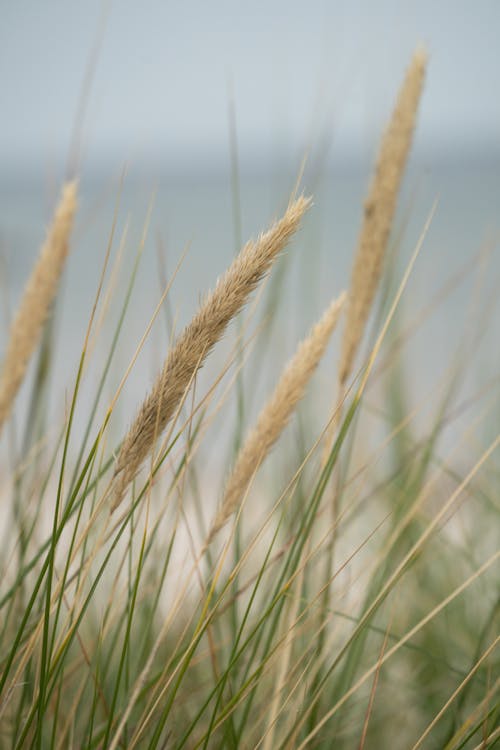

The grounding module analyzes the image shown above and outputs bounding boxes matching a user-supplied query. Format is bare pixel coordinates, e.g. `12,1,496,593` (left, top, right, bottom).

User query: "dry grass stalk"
111,195,311,510
209,292,346,540
339,47,427,386
0,181,78,432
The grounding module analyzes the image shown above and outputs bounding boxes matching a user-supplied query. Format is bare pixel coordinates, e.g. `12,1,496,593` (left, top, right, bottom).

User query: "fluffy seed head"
111,195,311,510
0,181,78,432
209,291,346,540
339,48,427,385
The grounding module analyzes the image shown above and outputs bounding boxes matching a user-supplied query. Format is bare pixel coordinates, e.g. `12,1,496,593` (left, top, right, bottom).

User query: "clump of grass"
0,181,77,432
0,50,498,750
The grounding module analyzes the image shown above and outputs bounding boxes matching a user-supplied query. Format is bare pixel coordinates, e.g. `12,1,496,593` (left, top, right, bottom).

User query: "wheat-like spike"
339,47,427,386
111,195,311,511
209,291,345,541
0,181,78,433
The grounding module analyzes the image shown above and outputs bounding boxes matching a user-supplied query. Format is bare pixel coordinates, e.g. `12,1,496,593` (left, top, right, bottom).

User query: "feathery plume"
0,181,78,432
111,195,311,511
339,48,427,385
209,292,345,540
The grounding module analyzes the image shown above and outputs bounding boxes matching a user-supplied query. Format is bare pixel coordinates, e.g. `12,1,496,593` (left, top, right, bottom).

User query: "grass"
0,51,499,749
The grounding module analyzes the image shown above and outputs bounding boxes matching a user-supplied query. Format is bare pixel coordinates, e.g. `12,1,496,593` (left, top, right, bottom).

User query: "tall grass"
0,50,498,749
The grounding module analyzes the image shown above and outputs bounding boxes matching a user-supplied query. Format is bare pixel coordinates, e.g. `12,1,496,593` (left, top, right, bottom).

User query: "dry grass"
111,195,311,510
339,48,427,386
209,292,346,540
0,181,77,433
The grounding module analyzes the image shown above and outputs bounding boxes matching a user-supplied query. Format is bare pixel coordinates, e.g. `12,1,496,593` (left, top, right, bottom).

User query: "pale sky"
1,0,499,171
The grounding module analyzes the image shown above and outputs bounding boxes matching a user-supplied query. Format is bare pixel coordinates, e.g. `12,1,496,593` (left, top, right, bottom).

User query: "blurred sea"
0,153,498,462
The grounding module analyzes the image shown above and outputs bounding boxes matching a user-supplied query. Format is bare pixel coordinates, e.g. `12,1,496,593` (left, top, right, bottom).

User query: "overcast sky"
1,0,499,171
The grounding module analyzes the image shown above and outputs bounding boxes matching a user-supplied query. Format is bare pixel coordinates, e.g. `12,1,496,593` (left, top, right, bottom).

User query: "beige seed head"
339,48,427,385
0,181,78,433
111,195,311,511
209,291,346,541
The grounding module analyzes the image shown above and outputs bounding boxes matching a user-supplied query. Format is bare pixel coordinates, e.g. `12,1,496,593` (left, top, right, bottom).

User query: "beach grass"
0,50,498,749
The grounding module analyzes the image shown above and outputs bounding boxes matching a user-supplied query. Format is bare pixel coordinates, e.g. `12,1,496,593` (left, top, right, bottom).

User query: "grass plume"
0,181,77,433
111,195,311,510
339,47,427,385
209,292,345,540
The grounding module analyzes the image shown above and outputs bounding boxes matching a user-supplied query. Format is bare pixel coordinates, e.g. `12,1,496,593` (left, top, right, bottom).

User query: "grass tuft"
0,50,498,750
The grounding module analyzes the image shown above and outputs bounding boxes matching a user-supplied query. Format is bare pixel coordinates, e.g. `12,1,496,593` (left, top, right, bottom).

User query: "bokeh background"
1,0,499,449
2,0,499,171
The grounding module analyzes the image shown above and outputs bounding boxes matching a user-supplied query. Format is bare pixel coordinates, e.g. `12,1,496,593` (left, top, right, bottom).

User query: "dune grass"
0,50,499,749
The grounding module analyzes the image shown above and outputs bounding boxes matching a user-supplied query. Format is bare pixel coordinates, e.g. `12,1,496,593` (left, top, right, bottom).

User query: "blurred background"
1,0,499,172
0,0,499,449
